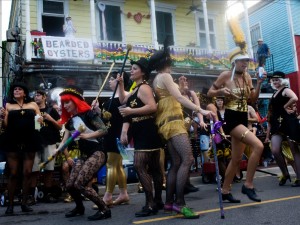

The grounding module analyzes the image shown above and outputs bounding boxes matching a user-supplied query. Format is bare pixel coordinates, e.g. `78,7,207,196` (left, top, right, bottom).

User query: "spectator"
1,82,43,214
30,90,62,204
257,38,270,67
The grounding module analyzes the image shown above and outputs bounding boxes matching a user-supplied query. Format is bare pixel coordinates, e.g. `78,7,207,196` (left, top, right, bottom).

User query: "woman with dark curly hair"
1,82,43,214
118,58,164,217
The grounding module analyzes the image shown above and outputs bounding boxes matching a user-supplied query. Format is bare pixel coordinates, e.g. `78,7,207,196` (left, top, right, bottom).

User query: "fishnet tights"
66,151,107,210
134,150,163,207
166,134,194,206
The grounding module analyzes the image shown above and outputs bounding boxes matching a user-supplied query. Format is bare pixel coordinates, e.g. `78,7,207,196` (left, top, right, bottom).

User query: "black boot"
222,193,241,203
5,205,14,215
241,185,261,202
88,209,111,220
65,206,85,217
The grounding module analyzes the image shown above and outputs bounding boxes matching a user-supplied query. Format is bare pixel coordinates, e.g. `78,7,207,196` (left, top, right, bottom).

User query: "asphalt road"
0,166,300,225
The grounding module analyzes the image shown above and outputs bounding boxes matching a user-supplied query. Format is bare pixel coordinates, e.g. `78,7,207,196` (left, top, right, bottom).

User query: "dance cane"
210,119,225,219
39,125,86,170
107,44,132,112
91,61,115,110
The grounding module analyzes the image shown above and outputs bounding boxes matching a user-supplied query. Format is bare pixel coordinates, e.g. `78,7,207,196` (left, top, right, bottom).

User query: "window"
99,5,122,41
39,0,66,37
156,11,174,45
198,17,216,49
250,23,262,56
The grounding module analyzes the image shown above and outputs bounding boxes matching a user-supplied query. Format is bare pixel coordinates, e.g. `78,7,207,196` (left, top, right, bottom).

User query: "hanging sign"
41,36,94,61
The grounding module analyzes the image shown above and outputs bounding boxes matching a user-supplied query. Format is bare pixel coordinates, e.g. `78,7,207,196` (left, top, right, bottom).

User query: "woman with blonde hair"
264,71,300,187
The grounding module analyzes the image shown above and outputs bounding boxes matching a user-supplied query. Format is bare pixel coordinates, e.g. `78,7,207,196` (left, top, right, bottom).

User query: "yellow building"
4,0,232,100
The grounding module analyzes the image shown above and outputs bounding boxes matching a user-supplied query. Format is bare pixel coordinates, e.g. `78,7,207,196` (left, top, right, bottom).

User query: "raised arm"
162,73,212,116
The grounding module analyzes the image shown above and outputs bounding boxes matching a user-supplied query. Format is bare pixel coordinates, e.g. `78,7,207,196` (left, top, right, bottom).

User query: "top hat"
11,82,29,97
131,58,149,73
60,85,84,100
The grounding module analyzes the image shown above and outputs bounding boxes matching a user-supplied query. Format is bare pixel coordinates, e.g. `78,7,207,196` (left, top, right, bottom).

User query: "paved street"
0,166,300,225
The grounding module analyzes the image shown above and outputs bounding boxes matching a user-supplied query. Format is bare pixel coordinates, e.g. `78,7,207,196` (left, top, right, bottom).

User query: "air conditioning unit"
6,27,20,42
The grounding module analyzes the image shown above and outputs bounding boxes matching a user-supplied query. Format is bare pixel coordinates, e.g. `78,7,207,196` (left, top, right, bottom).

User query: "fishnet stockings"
166,134,194,205
134,150,163,207
66,151,107,210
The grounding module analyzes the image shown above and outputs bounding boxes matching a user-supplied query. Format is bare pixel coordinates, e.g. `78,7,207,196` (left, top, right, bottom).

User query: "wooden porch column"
90,0,97,42
25,0,32,62
150,0,158,49
201,0,211,53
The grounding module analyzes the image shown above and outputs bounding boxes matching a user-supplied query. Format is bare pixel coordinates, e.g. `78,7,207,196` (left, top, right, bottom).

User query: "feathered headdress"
228,17,249,80
148,36,172,72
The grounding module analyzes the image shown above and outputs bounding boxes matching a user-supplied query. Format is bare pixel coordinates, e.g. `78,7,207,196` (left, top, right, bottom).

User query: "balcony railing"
31,35,261,70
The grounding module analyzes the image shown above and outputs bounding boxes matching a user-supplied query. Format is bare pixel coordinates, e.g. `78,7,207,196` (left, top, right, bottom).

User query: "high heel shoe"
112,197,129,205
279,175,291,186
102,199,113,207
88,209,111,220
291,179,300,187
5,205,14,215
222,193,241,203
172,204,199,219
241,185,261,202
135,205,158,217
65,206,85,217
21,204,33,212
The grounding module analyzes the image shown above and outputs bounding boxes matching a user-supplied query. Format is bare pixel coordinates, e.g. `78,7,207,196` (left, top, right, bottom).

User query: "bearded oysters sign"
41,36,94,61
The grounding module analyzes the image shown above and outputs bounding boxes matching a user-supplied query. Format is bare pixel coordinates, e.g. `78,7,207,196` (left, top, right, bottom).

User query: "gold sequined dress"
154,86,187,140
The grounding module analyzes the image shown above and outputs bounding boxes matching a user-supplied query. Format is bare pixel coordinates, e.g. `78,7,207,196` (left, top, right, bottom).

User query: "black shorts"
224,109,247,133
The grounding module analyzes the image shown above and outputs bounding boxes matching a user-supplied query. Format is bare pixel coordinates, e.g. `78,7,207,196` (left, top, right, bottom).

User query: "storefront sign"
41,36,94,60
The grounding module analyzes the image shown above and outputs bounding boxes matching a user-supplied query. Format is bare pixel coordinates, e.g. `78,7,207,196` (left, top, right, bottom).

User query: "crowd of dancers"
0,40,300,221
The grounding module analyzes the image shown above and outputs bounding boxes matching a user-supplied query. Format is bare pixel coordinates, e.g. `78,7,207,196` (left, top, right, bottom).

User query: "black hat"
131,57,149,74
59,85,84,100
11,82,29,97
271,71,285,79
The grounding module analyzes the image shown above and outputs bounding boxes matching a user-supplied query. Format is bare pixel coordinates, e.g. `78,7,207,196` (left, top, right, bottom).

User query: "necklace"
234,75,246,111
16,101,25,115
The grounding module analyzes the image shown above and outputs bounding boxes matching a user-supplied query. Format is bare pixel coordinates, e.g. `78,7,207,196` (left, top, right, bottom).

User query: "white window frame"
250,22,262,55
37,0,68,32
154,2,177,46
195,14,217,49
95,0,125,42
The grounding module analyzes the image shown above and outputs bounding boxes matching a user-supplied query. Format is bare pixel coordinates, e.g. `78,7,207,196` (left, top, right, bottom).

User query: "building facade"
3,0,234,102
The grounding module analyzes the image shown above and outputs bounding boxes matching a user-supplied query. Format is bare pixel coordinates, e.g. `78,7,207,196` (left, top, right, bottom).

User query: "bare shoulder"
139,83,152,92
219,70,231,78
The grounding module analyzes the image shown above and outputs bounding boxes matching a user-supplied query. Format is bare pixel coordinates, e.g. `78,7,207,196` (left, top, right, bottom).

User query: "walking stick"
91,61,115,110
107,44,132,112
210,119,225,219
39,125,86,170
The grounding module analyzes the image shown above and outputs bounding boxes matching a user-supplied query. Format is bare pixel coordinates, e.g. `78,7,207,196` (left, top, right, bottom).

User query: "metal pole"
210,119,225,219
